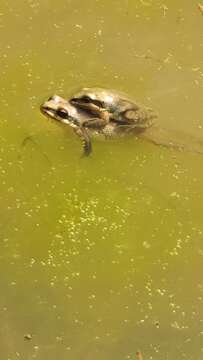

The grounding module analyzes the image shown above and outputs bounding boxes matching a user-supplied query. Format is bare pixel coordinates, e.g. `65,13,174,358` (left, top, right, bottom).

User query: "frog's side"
70,87,156,130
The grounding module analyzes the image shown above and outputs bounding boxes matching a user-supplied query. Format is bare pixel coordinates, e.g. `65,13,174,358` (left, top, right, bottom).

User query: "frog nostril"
48,95,61,102
40,104,49,113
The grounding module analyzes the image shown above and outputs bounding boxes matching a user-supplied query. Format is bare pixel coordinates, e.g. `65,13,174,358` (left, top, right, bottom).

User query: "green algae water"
0,1,203,359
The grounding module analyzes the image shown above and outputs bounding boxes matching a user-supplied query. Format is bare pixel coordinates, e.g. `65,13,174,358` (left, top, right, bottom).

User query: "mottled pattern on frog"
70,88,157,130
41,89,158,156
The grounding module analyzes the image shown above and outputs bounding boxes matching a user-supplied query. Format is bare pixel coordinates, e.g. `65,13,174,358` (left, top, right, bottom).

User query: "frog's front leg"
82,118,106,129
74,127,92,156
82,111,110,129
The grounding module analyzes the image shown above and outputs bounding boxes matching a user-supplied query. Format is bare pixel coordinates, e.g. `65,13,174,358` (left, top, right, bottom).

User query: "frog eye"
56,108,69,119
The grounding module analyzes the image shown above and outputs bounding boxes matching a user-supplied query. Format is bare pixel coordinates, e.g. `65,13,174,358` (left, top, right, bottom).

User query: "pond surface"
0,1,203,359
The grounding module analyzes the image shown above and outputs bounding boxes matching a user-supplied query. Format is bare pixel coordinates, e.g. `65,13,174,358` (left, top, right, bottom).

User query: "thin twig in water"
21,135,52,165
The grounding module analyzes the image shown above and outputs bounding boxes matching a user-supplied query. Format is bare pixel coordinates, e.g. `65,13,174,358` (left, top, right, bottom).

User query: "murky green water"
0,1,203,359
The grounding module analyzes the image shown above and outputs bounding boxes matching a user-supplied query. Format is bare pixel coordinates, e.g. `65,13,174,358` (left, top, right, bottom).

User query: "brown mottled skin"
70,87,156,130
40,90,156,156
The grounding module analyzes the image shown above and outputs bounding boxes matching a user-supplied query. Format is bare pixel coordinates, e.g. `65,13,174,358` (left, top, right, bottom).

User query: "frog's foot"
119,107,156,127
74,127,92,156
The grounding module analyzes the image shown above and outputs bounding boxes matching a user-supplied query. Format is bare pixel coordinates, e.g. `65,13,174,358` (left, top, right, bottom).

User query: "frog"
40,95,93,155
40,95,130,156
40,90,157,156
70,87,156,131
40,92,203,156
70,88,203,155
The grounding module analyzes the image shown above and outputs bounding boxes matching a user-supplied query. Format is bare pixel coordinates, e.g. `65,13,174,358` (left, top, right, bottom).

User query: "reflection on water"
0,1,203,359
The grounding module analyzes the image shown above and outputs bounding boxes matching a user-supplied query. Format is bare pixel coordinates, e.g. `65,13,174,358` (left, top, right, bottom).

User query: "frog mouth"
40,105,55,118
